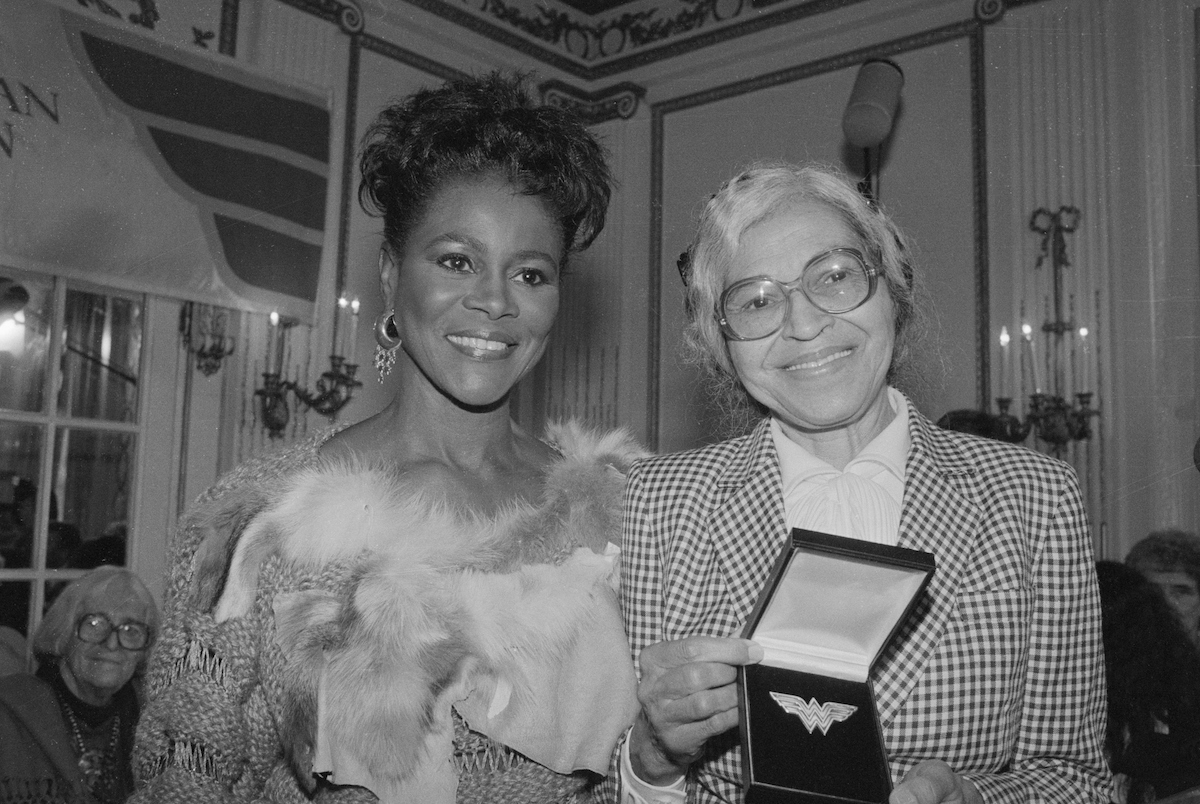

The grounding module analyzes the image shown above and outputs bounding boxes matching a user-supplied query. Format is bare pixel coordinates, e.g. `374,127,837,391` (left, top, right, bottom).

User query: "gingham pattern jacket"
620,399,1111,803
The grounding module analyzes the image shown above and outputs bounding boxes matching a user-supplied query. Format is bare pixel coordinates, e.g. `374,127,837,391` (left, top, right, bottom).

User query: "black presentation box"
737,529,935,804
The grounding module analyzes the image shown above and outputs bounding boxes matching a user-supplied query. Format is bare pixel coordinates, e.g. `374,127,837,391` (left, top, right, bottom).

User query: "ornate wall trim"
334,34,360,301
276,0,364,33
539,79,646,123
219,0,239,55
970,23,990,408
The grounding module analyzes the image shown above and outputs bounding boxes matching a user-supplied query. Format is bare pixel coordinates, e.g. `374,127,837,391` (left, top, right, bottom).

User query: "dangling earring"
373,312,401,383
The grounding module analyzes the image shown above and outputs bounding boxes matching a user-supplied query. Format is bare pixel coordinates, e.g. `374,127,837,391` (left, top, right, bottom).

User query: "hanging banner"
0,2,333,318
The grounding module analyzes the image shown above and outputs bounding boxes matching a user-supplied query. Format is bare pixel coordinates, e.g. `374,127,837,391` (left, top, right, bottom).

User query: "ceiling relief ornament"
280,0,366,33
974,0,1005,22
539,79,645,123
76,0,160,30
479,0,744,62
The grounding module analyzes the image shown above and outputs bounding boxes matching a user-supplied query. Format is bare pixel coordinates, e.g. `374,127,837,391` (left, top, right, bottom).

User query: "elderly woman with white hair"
0,566,158,803
616,162,1111,804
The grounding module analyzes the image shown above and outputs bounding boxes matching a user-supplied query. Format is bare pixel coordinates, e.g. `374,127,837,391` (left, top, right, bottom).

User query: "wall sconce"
291,352,361,418
254,300,362,439
991,206,1098,455
842,59,904,203
179,301,235,376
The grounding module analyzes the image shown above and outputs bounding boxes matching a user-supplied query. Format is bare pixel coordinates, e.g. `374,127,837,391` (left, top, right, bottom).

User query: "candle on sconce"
1079,326,1089,392
1022,323,1042,394
273,312,287,377
336,296,349,357
348,298,360,362
998,326,1011,398
267,310,280,374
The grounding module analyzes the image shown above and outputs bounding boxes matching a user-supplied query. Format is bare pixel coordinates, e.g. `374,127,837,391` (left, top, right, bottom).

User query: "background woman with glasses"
615,162,1110,803
0,565,158,803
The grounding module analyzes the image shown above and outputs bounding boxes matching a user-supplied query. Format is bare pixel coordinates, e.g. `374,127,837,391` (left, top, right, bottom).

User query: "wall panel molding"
987,1,1117,550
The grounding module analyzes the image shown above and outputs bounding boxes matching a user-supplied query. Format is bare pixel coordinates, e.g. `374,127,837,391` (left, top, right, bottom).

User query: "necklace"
59,696,121,793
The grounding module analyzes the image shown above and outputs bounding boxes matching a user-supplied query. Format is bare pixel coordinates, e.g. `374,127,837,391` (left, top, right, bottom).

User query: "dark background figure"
0,478,38,569
1126,530,1200,648
1097,561,1200,803
0,479,38,637
71,522,127,569
0,625,27,677
47,522,83,569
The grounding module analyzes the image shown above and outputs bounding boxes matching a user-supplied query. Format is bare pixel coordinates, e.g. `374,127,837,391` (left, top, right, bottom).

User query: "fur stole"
213,422,646,802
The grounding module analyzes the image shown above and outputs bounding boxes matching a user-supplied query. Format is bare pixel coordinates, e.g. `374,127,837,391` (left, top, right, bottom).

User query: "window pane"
0,273,53,413
52,427,132,567
43,579,69,613
0,580,31,640
0,422,44,570
59,288,142,422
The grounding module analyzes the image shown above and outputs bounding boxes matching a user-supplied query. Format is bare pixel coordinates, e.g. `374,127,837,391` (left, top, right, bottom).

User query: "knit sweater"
132,422,645,804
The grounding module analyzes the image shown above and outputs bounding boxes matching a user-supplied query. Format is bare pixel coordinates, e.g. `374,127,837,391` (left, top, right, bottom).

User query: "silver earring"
374,344,398,382
373,313,401,382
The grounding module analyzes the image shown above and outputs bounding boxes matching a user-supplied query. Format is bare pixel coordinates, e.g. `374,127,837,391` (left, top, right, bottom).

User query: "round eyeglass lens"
721,282,789,340
803,250,871,312
77,613,149,650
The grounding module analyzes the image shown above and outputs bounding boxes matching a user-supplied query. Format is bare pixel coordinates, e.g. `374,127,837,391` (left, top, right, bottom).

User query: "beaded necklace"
58,692,122,803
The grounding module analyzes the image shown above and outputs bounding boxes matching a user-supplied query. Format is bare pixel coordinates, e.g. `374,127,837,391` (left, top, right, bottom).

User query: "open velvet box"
737,529,936,804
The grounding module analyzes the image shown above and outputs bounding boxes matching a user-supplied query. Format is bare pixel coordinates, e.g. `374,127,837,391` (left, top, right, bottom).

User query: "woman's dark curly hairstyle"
1097,560,1200,797
357,72,611,261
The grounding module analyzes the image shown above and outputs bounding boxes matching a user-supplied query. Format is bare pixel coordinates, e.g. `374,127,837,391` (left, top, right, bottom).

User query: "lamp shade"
842,60,904,148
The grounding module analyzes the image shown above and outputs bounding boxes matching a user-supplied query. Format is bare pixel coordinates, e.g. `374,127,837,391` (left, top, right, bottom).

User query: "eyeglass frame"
715,247,879,341
75,612,152,651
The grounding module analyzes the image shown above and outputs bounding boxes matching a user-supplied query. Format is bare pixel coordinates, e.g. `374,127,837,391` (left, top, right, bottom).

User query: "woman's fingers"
641,635,763,673
629,636,762,782
641,656,737,699
640,674,738,727
890,760,983,804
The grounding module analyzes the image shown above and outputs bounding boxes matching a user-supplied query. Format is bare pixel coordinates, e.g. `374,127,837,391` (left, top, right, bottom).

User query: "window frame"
0,270,151,635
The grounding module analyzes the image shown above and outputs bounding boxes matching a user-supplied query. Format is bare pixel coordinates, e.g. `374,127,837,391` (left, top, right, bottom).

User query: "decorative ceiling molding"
277,0,1026,82
278,0,366,33
539,78,646,123
76,0,160,29
376,0,871,79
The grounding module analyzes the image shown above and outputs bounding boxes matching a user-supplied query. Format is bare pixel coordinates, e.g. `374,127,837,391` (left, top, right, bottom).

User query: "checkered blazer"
620,399,1111,803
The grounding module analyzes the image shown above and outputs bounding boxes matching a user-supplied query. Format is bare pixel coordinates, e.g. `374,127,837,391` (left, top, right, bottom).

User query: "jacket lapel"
708,420,789,630
875,406,981,727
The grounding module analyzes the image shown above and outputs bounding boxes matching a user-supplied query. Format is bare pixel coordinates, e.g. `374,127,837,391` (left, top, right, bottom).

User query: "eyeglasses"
717,248,878,341
76,613,150,651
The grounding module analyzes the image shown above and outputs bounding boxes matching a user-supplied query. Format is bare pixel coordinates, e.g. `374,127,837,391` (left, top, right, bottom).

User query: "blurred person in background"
1096,561,1200,803
1126,530,1200,648
0,566,158,803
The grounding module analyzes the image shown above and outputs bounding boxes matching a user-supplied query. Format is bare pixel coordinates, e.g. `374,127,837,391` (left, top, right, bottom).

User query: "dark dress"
0,663,138,804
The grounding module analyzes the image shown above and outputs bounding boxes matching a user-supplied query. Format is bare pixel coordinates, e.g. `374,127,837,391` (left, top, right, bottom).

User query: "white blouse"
771,387,910,547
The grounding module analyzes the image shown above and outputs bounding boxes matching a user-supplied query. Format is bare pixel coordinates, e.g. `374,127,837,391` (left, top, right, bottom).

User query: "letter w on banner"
0,2,333,319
